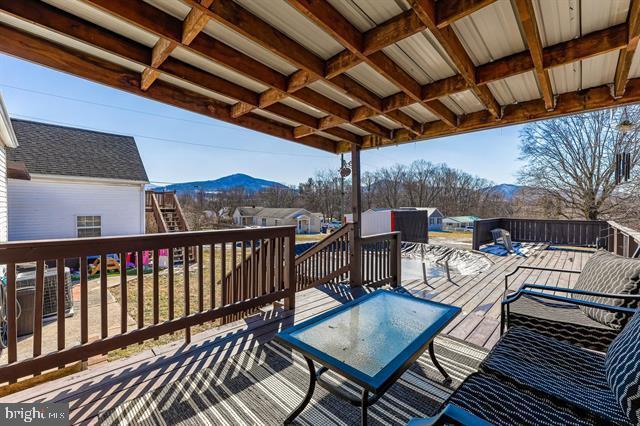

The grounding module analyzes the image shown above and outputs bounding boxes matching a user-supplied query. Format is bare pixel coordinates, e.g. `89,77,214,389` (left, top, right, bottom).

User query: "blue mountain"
490,184,522,200
159,173,288,193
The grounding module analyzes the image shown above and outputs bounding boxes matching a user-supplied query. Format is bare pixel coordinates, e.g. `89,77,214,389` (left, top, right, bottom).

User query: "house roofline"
0,96,18,149
14,173,148,186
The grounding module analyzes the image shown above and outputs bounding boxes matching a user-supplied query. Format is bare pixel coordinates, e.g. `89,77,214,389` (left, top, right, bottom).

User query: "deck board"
0,247,592,424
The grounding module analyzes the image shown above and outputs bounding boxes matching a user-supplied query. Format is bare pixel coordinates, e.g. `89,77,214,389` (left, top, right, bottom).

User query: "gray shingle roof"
8,119,148,182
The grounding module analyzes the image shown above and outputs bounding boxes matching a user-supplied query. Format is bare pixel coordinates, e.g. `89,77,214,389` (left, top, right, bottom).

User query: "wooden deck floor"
0,246,593,424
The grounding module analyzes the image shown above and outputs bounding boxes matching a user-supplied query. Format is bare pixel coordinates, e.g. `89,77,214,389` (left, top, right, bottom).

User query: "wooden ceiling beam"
411,0,502,118
513,0,554,110
82,0,371,143
614,0,640,98
436,0,497,29
0,23,339,153
196,0,417,136
0,0,361,146
380,18,630,114
287,0,457,129
347,78,640,152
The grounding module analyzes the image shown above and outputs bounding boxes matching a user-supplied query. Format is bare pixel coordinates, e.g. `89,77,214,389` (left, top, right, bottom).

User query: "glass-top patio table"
275,289,461,425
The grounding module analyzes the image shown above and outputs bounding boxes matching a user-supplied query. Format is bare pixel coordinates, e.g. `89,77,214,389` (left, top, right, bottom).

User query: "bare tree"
518,107,640,220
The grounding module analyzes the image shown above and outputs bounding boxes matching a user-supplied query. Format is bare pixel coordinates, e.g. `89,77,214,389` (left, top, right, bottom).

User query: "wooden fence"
0,226,296,383
473,218,639,258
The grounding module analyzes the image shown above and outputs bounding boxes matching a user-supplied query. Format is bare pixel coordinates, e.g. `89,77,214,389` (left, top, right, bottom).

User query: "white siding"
0,144,7,243
8,177,145,241
361,210,392,236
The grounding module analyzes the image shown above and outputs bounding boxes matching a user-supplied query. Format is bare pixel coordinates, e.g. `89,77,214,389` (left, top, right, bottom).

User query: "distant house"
7,119,149,241
232,206,321,234
443,215,480,231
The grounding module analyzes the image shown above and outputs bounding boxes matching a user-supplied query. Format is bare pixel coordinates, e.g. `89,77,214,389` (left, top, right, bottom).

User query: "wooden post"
350,143,362,287
284,230,296,310
391,232,401,287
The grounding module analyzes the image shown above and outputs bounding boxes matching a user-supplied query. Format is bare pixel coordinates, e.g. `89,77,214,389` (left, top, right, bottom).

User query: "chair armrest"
520,284,640,299
502,289,639,314
504,266,582,294
407,404,494,426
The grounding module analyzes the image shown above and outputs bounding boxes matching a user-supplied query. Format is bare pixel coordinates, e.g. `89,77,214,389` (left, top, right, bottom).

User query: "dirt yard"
428,230,473,250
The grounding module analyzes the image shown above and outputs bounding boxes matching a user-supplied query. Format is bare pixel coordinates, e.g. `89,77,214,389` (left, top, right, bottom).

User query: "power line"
0,83,236,131
9,113,335,159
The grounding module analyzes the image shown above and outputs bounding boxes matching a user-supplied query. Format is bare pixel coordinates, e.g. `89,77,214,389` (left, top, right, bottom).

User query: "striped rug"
100,336,487,425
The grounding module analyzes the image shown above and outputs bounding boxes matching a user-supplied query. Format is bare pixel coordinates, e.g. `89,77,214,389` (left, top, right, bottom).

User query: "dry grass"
108,246,244,360
429,230,473,241
295,233,326,242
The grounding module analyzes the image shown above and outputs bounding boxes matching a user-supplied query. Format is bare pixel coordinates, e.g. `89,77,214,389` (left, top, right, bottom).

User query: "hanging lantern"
617,109,635,134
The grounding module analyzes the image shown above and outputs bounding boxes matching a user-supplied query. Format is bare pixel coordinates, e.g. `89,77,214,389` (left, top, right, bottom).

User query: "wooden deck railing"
607,221,640,258
361,232,401,287
472,218,608,250
144,190,177,211
473,217,639,258
0,226,295,383
295,224,353,290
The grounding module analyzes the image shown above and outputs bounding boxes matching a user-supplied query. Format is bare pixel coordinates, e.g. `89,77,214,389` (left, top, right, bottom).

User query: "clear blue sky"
0,53,525,186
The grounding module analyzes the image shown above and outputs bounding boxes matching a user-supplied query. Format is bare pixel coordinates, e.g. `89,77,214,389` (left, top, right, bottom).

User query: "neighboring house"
232,206,321,234
443,215,480,231
0,96,19,247
7,119,149,241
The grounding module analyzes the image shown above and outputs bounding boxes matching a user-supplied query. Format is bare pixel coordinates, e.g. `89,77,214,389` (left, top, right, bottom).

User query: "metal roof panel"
203,20,298,75
279,97,327,118
233,0,345,60
452,0,526,65
383,31,457,84
327,0,410,31
307,81,362,108
488,71,541,105
345,62,399,97
400,104,439,123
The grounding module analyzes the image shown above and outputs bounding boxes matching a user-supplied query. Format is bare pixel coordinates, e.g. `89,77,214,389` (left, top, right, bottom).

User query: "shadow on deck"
0,247,592,424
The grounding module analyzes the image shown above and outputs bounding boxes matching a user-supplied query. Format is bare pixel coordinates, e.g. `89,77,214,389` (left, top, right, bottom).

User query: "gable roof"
444,216,480,223
255,208,308,219
8,119,148,182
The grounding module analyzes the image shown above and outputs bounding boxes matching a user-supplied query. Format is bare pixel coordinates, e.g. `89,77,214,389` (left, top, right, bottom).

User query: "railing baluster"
58,258,67,354
260,239,266,295
137,251,144,330
120,252,128,335
168,248,175,324
267,238,274,293
183,246,191,344
198,245,204,312
6,263,16,365
99,254,107,340
80,256,88,355
231,241,237,303
33,261,44,359
152,249,159,338
251,240,257,300
221,242,227,306
210,244,216,310
241,240,247,302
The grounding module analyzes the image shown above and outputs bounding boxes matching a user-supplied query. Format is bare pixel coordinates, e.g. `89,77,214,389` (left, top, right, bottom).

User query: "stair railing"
150,192,169,233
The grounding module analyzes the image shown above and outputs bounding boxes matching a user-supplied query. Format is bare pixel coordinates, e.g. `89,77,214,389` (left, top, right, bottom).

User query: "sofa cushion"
575,250,640,329
605,310,640,424
448,373,600,426
481,327,627,424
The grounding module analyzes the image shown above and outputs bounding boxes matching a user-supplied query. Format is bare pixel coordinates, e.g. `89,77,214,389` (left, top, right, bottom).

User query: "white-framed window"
261,218,267,226
77,215,101,238
274,219,280,226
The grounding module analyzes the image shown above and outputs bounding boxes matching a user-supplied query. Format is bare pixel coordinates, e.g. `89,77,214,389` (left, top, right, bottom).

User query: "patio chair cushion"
605,310,640,424
480,326,628,425
447,372,600,426
508,293,619,352
574,250,640,329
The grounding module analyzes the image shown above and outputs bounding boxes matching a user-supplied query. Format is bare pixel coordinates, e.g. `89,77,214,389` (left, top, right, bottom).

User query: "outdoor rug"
99,335,488,425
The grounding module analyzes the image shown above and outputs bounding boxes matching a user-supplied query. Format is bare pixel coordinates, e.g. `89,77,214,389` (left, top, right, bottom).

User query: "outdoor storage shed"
345,208,429,243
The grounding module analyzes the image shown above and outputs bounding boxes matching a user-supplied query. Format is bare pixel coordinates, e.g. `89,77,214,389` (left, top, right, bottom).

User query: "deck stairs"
145,190,193,263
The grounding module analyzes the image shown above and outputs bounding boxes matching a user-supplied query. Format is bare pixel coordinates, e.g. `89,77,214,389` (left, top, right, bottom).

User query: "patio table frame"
275,289,460,425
